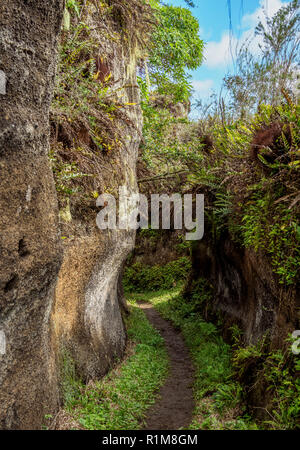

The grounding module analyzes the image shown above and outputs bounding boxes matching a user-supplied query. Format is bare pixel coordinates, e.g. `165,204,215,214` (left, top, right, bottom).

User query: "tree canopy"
146,2,204,102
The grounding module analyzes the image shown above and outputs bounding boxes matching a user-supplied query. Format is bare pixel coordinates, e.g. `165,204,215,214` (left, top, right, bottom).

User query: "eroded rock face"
53,230,136,380
189,236,298,346
0,1,143,427
188,235,298,417
52,5,143,381
0,0,64,429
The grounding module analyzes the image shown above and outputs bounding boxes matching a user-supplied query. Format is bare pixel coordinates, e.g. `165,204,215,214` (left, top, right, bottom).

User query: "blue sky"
166,0,290,111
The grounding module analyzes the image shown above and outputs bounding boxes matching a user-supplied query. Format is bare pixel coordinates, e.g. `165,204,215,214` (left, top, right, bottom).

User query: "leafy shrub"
190,102,300,286
123,257,191,292
263,349,300,429
213,382,244,411
232,337,300,429
241,189,300,285
147,3,204,102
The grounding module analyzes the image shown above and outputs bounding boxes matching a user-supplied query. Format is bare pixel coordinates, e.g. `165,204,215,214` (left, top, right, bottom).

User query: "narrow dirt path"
139,302,195,430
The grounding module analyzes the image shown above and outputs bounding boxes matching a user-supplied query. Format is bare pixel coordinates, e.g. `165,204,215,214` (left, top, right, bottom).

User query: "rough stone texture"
52,5,143,381
187,235,298,417
53,230,135,380
0,0,64,429
188,236,298,346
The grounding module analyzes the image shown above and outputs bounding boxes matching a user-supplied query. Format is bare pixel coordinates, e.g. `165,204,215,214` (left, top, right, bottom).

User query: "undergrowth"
123,256,191,292
190,103,300,286
240,187,300,285
232,336,300,430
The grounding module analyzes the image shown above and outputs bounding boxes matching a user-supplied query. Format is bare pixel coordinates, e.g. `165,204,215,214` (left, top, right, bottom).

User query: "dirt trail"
139,303,195,430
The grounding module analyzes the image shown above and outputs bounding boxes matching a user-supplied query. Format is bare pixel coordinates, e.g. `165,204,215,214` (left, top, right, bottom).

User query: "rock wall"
0,0,144,429
188,235,298,347
0,0,65,429
187,233,298,417
52,5,143,382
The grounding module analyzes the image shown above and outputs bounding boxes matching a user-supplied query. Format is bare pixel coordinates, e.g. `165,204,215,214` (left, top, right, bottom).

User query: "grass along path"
53,301,168,430
128,288,258,430
53,287,257,430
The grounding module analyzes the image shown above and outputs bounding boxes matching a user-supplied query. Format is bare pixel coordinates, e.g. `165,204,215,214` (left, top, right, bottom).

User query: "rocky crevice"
187,235,298,347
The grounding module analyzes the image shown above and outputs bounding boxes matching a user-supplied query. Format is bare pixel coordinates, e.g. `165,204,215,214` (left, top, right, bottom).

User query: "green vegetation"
137,0,300,289
241,189,300,285
147,3,204,102
59,284,298,431
233,338,300,429
263,350,300,429
187,2,300,285
128,287,257,430
51,0,299,431
121,0,299,430
123,256,191,292
126,282,299,430
136,1,204,184
50,0,153,202
58,302,168,430
190,102,300,286
52,1,127,152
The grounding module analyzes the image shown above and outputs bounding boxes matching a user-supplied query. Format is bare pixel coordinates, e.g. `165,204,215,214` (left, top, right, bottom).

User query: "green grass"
58,287,259,430
127,288,258,430
60,302,168,430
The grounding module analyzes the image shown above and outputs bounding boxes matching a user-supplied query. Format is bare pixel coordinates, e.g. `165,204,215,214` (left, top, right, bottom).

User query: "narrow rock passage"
139,303,195,430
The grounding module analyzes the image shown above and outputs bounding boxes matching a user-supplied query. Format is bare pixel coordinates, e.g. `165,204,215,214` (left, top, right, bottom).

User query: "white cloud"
242,0,286,29
241,0,289,55
192,79,214,94
204,32,238,68
203,0,289,68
